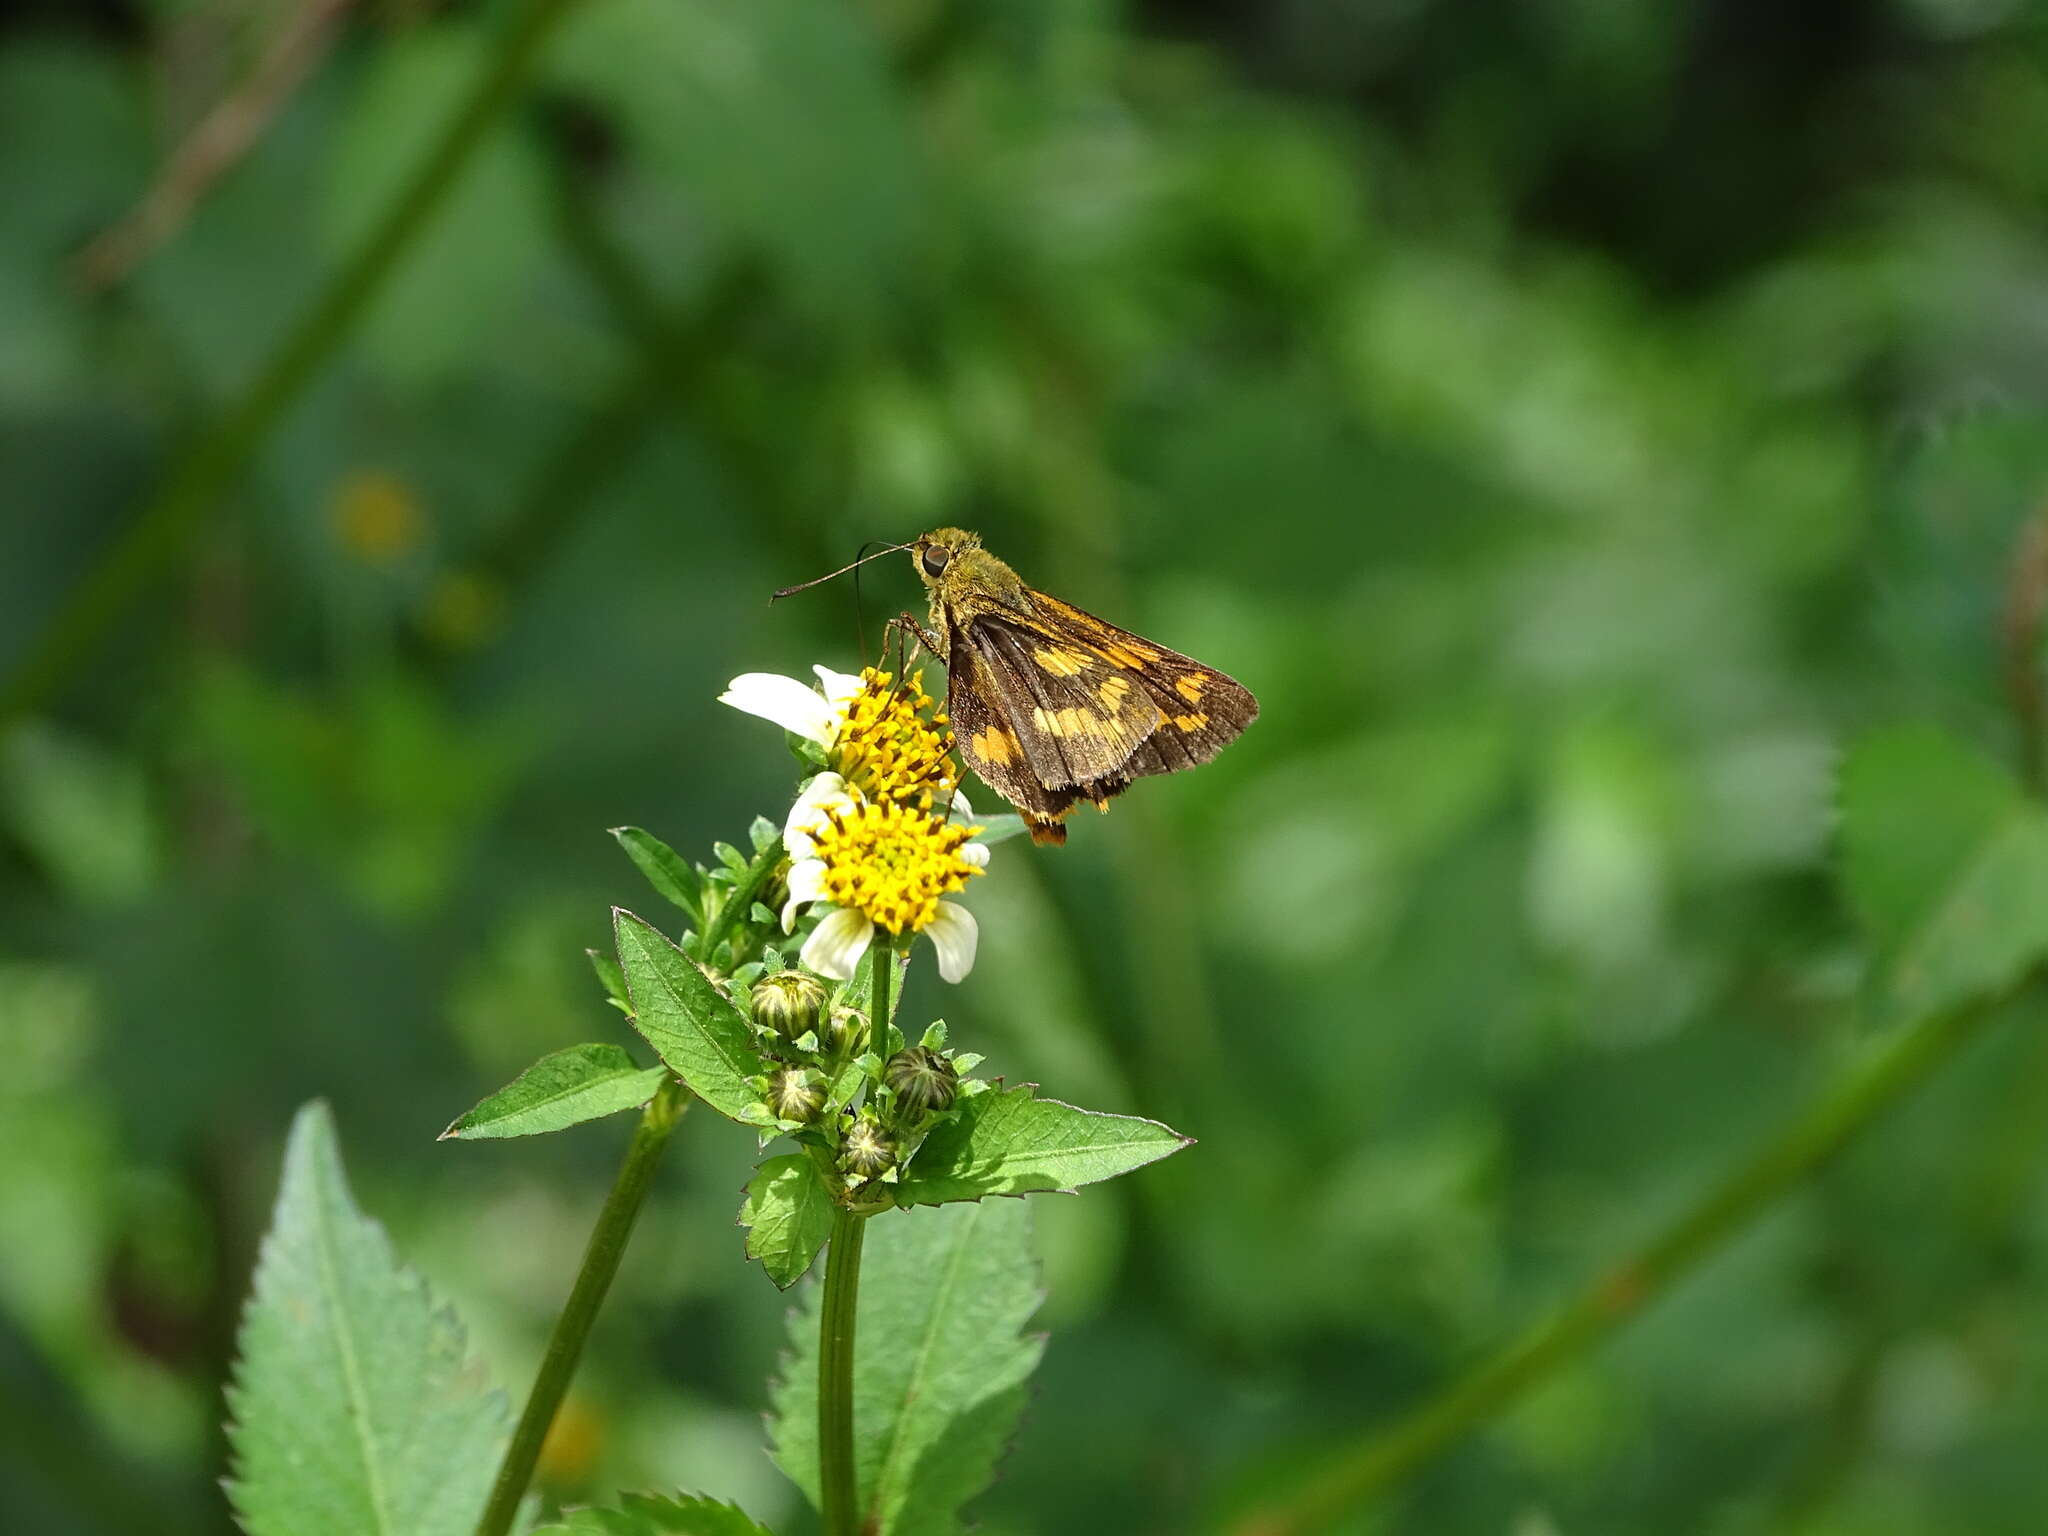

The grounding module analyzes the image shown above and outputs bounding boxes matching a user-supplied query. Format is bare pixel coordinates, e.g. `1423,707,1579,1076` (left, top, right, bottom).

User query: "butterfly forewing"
942,586,1257,842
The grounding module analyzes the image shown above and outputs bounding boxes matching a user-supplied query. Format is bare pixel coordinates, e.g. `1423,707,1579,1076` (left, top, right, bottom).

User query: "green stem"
474,1076,689,1536
818,1204,869,1536
869,930,895,1047
697,839,784,965
2003,511,2048,798
818,938,891,1534
1234,992,2008,1536
0,0,587,734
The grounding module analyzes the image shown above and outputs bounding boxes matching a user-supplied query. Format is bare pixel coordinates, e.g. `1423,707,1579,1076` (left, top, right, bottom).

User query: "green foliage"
614,910,768,1122
19,0,2048,1527
589,947,631,1013
227,1103,507,1536
441,1043,669,1140
546,0,912,319
771,1201,1043,1535
532,1492,775,1535
0,721,157,907
892,1084,1190,1206
1840,725,2048,1020
612,827,702,921
322,21,550,388
739,1154,836,1289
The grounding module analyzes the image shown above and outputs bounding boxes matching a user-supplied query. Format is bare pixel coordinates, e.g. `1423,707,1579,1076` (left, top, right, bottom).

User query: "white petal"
781,858,828,931
924,901,979,983
802,906,874,981
719,673,838,745
958,842,990,870
943,786,975,824
813,665,866,708
784,772,853,858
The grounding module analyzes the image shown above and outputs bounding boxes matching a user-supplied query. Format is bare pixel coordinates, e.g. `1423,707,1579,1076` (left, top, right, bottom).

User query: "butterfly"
896,528,1258,845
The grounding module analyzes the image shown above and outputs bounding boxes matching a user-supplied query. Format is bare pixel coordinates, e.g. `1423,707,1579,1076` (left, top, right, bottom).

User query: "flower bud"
826,1005,869,1058
751,970,829,1042
884,1047,959,1117
766,1068,824,1125
840,1113,896,1180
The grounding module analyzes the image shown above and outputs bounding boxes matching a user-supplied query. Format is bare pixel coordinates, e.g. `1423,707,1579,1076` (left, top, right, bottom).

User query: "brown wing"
942,631,1091,843
1012,593,1258,766
944,590,1258,841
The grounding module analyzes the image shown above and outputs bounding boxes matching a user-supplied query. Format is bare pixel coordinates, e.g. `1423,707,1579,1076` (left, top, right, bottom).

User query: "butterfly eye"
921,545,951,577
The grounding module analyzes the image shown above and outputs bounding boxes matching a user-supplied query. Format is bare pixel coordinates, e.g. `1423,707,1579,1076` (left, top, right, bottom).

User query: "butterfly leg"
887,612,947,664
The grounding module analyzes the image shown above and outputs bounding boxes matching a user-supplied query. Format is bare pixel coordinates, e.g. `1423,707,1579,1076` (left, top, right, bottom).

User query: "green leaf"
227,1102,507,1536
966,813,1028,848
771,1201,1043,1534
615,910,767,1122
612,827,702,918
893,1084,1192,1206
741,1155,836,1289
1840,724,2048,1021
589,947,630,1012
440,1044,668,1140
532,1491,775,1535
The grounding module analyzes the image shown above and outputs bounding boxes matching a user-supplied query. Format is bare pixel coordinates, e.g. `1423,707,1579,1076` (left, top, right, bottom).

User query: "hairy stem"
474,1076,689,1536
819,1204,869,1536
1234,991,2009,1536
0,0,586,734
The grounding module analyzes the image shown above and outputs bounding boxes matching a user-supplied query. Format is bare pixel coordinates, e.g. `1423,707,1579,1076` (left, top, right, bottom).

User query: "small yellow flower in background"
420,569,506,651
330,469,424,564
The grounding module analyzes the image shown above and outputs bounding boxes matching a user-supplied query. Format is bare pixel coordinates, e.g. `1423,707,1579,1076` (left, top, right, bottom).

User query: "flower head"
884,1046,960,1117
786,799,985,982
750,970,829,1042
727,661,990,983
721,664,957,806
831,667,956,807
841,1112,897,1180
765,1068,825,1125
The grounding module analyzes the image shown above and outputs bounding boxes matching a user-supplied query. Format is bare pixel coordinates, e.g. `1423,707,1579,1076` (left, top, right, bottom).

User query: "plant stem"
0,0,587,735
696,840,784,965
870,929,895,1044
1233,991,2009,1536
474,1076,689,1536
818,1204,869,1536
2003,509,2048,797
818,937,890,1535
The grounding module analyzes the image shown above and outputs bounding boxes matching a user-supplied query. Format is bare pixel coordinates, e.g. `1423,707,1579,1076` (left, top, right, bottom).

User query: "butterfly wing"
943,590,1257,841
1024,593,1259,772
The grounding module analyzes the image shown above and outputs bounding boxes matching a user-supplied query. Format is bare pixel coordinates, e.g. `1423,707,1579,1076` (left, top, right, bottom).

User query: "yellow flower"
785,798,987,982
727,661,991,981
720,664,958,807
832,667,956,806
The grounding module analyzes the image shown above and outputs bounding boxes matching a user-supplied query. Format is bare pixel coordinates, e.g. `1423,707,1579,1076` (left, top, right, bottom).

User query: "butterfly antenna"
769,541,911,601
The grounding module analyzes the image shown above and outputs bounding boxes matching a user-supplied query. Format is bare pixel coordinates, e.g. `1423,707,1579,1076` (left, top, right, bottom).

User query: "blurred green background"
9,0,2048,1531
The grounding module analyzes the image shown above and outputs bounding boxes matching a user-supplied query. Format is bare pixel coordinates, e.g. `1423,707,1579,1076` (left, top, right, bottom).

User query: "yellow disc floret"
809,799,983,935
833,668,958,806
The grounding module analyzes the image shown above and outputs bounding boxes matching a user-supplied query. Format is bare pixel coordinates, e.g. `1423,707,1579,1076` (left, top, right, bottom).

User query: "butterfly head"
911,527,981,586
911,527,1023,607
